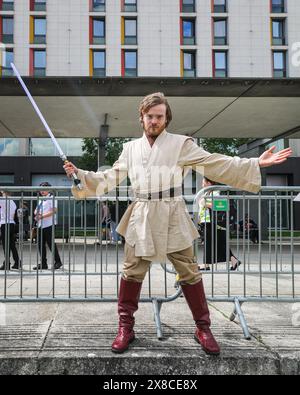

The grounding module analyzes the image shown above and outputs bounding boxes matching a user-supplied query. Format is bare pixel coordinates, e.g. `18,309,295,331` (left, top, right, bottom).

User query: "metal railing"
1,186,299,339
193,185,300,338
0,186,181,339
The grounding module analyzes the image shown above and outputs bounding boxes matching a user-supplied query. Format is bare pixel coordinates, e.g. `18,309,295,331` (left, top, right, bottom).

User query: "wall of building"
229,0,271,77
1,0,299,77
0,156,79,186
287,0,300,77
138,0,180,77
13,0,30,76
289,139,300,156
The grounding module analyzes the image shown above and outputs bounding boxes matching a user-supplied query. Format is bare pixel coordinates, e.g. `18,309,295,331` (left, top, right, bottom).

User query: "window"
266,173,290,229
213,0,227,13
214,51,227,77
0,175,14,184
265,139,286,152
271,0,285,13
182,19,196,45
30,0,46,11
33,50,46,76
92,0,105,12
29,138,84,156
124,18,137,45
183,51,196,77
0,138,20,157
272,19,285,45
1,1,14,11
214,18,227,45
123,0,137,12
1,17,14,44
273,51,286,77
92,50,106,76
0,48,13,77
33,17,46,44
123,50,137,77
92,18,105,44
181,0,195,13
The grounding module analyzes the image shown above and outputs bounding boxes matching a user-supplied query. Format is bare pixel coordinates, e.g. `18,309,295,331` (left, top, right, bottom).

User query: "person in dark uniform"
0,191,21,270
198,177,241,271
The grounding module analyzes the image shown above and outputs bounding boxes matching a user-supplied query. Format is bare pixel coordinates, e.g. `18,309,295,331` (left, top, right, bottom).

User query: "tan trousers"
123,243,202,285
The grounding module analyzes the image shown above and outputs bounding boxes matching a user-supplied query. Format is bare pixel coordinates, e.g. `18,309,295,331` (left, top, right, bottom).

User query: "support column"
98,114,109,170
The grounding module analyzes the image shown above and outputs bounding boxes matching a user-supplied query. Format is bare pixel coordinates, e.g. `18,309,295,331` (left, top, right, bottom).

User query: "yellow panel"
89,49,93,76
121,17,124,45
180,50,184,77
30,16,34,44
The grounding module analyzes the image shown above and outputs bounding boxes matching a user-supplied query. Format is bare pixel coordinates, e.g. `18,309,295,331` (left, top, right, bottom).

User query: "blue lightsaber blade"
11,62,82,190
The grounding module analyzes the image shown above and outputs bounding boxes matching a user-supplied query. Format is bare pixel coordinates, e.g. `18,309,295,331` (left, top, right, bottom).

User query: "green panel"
213,199,228,212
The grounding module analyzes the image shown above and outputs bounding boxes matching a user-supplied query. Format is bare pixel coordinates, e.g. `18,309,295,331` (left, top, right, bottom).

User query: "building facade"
1,0,299,79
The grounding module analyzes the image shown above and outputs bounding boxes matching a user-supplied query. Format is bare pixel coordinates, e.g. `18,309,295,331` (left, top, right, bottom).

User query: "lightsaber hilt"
62,157,82,190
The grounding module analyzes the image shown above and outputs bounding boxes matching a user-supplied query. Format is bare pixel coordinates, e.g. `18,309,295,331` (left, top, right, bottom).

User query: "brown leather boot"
111,278,142,354
181,280,221,355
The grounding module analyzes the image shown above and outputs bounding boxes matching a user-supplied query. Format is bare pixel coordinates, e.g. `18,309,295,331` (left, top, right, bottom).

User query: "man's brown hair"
139,92,173,128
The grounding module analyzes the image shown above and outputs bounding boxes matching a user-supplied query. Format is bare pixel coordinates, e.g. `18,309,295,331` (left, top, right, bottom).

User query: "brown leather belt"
135,187,183,200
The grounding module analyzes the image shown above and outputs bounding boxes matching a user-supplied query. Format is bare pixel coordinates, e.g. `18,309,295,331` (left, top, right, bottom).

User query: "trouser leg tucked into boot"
111,277,142,354
181,280,220,355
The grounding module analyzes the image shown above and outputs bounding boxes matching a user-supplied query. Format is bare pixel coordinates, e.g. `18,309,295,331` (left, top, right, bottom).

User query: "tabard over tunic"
72,130,261,262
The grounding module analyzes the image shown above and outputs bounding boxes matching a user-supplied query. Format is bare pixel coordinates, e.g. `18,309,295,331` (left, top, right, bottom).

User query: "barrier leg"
152,299,163,340
230,298,251,340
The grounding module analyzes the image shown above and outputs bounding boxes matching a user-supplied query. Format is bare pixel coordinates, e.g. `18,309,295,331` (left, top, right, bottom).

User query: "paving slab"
0,300,299,375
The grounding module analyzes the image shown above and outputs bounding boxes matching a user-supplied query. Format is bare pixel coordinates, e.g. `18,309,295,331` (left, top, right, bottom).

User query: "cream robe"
72,130,261,262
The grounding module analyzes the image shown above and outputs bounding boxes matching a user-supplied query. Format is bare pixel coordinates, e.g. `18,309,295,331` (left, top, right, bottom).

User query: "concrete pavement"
0,243,300,375
0,299,299,375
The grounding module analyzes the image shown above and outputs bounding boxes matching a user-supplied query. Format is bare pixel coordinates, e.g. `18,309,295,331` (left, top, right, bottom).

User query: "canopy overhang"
1,77,300,140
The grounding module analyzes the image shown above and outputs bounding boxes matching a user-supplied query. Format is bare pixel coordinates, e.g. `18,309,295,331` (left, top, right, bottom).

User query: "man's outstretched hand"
259,146,292,168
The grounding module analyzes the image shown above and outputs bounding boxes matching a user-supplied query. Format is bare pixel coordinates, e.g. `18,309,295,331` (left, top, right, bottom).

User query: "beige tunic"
72,130,261,262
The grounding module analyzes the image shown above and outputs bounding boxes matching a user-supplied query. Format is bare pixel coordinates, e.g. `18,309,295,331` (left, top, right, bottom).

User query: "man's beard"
144,124,165,137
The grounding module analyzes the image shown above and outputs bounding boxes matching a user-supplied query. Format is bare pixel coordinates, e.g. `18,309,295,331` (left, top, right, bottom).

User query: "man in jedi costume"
64,93,292,355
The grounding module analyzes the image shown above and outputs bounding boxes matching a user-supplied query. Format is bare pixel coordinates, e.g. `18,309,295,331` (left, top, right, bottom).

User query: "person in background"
108,201,121,244
17,201,30,241
239,214,259,244
0,191,21,270
198,177,241,271
33,182,62,271
100,201,112,242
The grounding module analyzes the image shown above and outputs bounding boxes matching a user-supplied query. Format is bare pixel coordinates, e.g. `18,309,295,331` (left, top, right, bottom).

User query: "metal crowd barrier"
193,185,300,339
0,186,181,339
0,186,299,339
